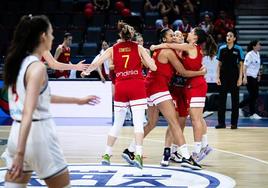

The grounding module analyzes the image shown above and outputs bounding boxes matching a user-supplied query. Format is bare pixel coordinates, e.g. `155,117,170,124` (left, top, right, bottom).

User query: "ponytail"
205,34,218,58
194,27,217,58
4,15,50,87
4,15,32,88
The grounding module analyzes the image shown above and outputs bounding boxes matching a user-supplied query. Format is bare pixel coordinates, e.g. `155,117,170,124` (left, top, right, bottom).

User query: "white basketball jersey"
8,55,51,120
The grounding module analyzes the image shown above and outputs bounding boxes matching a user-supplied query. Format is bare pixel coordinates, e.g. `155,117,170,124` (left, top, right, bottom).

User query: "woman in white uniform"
2,15,99,188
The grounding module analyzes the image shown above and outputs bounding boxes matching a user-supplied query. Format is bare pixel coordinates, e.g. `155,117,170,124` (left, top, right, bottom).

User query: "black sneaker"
215,124,226,129
170,151,183,163
231,124,238,129
181,156,202,170
160,147,171,166
122,149,135,165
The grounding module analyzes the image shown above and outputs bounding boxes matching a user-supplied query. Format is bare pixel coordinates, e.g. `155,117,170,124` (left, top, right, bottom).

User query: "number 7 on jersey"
122,55,130,68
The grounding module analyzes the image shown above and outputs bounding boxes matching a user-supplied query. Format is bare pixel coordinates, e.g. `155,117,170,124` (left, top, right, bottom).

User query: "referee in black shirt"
215,30,244,129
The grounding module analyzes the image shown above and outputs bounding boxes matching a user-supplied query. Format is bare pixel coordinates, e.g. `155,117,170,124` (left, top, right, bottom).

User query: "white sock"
104,145,113,156
128,139,136,152
179,144,190,159
171,144,178,153
194,142,202,153
4,182,27,188
202,134,208,148
135,145,143,156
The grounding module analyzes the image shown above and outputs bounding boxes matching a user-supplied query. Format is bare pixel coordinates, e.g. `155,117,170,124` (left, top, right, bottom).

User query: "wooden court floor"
0,125,268,187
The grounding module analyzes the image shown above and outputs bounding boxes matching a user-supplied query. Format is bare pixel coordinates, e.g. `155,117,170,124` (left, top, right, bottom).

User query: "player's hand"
78,95,100,105
200,66,207,75
109,64,115,70
9,153,24,180
80,71,88,78
150,45,156,51
75,60,89,71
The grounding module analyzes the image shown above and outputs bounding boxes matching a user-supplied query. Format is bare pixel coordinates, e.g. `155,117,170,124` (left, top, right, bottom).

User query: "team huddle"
1,15,217,187
83,21,217,171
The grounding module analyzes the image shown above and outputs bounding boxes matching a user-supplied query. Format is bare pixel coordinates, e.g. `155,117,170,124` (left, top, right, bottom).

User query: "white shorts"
147,91,172,106
1,119,67,179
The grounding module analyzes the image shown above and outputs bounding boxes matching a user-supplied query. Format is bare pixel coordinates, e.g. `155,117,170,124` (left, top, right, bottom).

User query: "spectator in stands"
156,0,182,30
239,40,262,119
180,0,197,26
93,0,110,12
214,10,234,45
156,15,172,30
198,13,214,34
178,16,192,39
54,32,72,78
215,30,244,129
143,0,163,12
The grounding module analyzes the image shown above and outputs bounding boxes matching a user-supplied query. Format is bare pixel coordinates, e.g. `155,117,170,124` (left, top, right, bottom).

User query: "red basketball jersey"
113,41,143,81
183,45,206,87
54,45,71,78
147,49,174,81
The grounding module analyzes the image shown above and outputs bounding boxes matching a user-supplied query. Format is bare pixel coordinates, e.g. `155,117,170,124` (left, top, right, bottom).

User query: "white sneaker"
249,113,262,120
203,111,214,118
160,155,170,167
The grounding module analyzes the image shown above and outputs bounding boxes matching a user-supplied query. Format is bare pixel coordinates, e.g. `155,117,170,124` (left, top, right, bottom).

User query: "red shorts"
185,82,207,108
170,86,189,117
109,70,116,85
114,79,147,111
145,75,172,106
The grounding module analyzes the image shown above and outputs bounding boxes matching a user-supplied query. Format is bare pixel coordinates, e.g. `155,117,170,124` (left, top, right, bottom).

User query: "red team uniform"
113,41,147,111
54,45,71,78
146,49,174,105
169,51,189,117
183,45,207,108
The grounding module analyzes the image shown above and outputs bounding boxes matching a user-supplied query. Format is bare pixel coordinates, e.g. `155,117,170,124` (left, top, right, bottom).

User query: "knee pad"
5,182,27,188
108,124,123,137
132,109,145,134
108,109,127,137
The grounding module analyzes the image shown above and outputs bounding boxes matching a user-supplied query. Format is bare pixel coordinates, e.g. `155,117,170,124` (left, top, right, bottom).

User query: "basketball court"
0,115,267,187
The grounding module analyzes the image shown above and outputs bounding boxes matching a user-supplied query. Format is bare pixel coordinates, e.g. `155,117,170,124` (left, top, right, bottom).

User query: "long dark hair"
247,40,259,52
194,27,218,58
4,15,50,88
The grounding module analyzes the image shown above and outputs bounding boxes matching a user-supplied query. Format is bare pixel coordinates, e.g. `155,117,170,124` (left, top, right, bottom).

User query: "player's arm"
151,43,193,51
83,47,113,75
138,45,157,71
54,45,62,60
51,95,100,105
43,51,88,71
166,49,205,77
